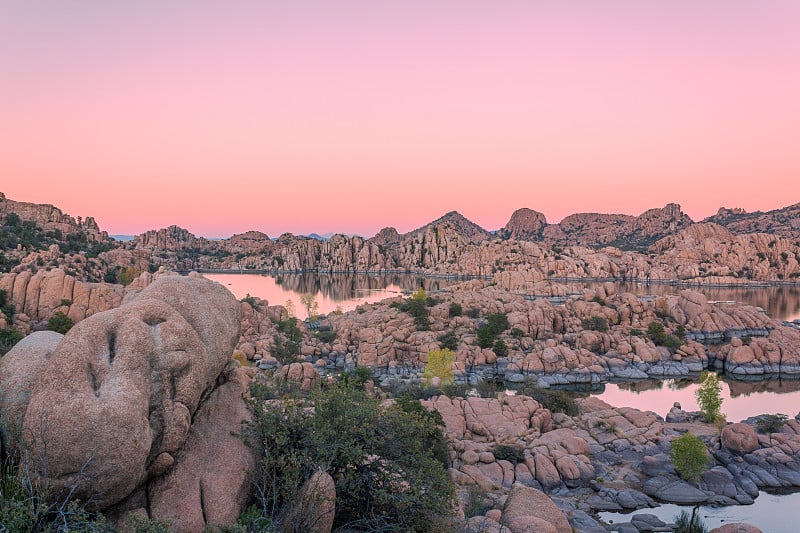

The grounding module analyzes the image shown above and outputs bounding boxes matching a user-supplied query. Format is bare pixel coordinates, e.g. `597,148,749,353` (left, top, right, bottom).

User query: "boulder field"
0,273,255,532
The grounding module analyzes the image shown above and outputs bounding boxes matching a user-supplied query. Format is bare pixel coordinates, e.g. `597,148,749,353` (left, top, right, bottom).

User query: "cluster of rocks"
0,274,254,532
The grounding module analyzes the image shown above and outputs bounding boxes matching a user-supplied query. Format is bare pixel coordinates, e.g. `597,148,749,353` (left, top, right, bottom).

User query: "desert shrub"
755,413,788,434
485,313,509,335
474,379,503,398
695,371,724,423
647,321,682,349
313,327,336,344
629,328,643,337
670,432,710,483
241,293,258,307
271,317,303,365
423,348,455,386
448,302,462,318
395,293,431,331
0,289,13,321
581,316,608,332
247,382,455,531
510,327,525,339
0,327,24,356
517,381,579,416
591,295,606,305
47,311,74,334
493,444,525,465
438,330,459,351
492,339,508,357
462,485,490,519
476,325,495,349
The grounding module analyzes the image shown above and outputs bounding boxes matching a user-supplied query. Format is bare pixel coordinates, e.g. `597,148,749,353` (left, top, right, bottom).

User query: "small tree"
423,348,455,386
300,293,319,321
670,432,710,483
47,311,74,334
695,371,723,423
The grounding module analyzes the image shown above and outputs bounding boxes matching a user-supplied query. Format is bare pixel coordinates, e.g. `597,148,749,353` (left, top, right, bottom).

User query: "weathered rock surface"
500,483,572,533
2,273,250,528
709,524,764,533
721,423,759,454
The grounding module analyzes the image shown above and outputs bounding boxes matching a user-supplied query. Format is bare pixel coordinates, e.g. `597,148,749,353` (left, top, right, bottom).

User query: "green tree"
438,330,458,351
670,432,710,483
448,302,462,318
695,371,724,423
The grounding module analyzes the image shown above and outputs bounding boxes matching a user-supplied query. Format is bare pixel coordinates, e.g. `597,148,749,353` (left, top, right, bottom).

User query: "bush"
581,316,608,332
517,381,579,416
438,330,459,351
695,371,724,423
670,432,710,483
448,302,462,318
476,325,495,349
465,307,481,319
755,413,788,434
485,313,509,335
493,444,525,465
247,383,456,531
474,378,503,398
271,317,303,365
313,328,337,344
423,348,455,386
492,339,508,357
47,311,74,334
0,327,23,356
510,327,525,339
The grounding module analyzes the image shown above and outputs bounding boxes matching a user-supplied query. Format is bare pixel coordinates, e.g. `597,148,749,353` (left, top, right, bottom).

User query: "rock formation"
0,273,252,531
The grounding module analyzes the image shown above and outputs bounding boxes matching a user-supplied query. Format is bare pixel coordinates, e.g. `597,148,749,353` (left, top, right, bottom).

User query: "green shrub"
246,383,455,531
510,327,525,339
47,311,74,334
670,432,710,483
591,295,606,305
313,327,337,344
476,325,495,349
755,413,788,434
448,302,462,318
517,381,579,416
271,317,303,365
581,316,608,332
695,371,724,423
486,313,509,335
474,378,503,398
241,293,259,307
492,339,508,357
0,327,24,356
438,330,459,351
629,328,643,337
493,444,525,465
465,307,481,319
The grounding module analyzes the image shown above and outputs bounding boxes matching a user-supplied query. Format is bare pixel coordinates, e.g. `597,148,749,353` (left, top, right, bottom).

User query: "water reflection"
570,281,800,321
204,273,459,319
600,490,800,533
579,377,800,422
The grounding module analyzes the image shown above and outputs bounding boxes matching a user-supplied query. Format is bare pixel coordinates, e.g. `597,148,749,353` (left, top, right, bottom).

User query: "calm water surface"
599,490,800,532
205,273,459,319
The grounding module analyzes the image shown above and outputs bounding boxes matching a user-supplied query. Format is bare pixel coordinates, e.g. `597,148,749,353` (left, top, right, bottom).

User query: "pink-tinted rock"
501,483,571,533
721,423,759,454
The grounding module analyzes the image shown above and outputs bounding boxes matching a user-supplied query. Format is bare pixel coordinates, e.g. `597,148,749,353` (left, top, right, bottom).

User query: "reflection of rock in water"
726,377,800,397
615,379,665,393
567,281,800,321
273,273,457,301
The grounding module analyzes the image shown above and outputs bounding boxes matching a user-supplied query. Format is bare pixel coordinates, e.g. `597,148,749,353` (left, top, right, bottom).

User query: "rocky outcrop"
500,209,548,241
403,211,490,243
0,268,125,330
706,202,800,241
1,273,252,531
0,191,108,243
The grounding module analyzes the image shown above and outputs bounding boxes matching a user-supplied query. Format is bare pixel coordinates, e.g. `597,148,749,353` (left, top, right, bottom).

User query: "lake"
599,490,800,532
204,272,460,319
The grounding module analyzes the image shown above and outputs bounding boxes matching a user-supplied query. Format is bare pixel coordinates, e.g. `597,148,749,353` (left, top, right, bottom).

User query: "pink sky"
2,2,798,238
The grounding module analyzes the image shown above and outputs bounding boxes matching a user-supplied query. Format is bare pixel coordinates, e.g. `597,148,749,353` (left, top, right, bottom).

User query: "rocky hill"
705,203,800,242
0,191,108,243
403,210,490,243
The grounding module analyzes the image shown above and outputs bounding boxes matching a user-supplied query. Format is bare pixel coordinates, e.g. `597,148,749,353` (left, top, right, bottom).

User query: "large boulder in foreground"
3,273,246,522
500,483,571,533
721,423,759,454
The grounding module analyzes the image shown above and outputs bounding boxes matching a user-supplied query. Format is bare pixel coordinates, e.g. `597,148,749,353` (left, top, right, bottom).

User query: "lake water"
599,490,800,532
580,378,800,422
204,272,459,319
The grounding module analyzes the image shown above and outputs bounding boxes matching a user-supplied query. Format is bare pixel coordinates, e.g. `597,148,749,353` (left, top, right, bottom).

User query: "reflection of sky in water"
600,490,800,532
204,273,456,319
590,379,800,422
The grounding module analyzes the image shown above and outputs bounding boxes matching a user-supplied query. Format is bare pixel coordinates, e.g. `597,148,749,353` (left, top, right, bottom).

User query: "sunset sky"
2,1,798,238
